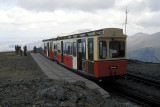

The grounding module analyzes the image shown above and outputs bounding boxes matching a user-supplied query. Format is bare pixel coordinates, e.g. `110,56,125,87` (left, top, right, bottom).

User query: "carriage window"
49,42,52,51
82,42,86,59
43,43,44,49
78,43,82,52
99,41,107,59
109,41,125,58
66,42,70,55
88,38,93,60
57,43,61,53
54,43,57,49
63,43,66,54
47,42,49,50
71,42,73,55
44,43,46,49
73,42,76,57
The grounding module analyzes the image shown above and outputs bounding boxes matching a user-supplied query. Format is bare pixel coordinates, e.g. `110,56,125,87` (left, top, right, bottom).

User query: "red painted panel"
94,60,127,78
54,53,62,62
63,55,66,65
44,50,47,56
86,61,88,74
63,55,73,68
49,52,54,59
63,55,66,64
57,54,62,62
94,62,99,77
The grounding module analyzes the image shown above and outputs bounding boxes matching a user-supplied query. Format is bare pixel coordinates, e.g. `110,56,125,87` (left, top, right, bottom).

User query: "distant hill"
127,32,160,63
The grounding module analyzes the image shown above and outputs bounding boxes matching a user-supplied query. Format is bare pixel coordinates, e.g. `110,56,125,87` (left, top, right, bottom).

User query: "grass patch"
0,52,46,82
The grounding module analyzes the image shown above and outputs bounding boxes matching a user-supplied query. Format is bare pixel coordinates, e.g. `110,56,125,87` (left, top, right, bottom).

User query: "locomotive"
42,28,127,79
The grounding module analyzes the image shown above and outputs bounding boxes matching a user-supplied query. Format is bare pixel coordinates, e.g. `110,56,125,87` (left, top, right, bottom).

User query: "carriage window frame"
99,41,107,59
88,38,93,60
109,41,125,58
63,42,66,54
54,43,57,49
49,41,52,52
47,42,49,52
82,41,86,59
71,42,73,55
66,42,70,55
73,42,76,57
57,43,61,53
43,43,46,49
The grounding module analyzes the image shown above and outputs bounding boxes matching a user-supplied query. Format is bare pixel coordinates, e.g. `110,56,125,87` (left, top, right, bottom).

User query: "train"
42,28,127,80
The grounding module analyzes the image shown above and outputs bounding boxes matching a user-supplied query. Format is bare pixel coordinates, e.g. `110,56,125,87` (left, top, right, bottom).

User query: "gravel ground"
0,52,139,107
0,78,139,106
127,60,160,82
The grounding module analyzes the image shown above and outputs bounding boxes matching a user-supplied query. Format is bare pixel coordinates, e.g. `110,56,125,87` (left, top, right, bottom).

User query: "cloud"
138,11,160,27
147,0,160,11
17,0,115,12
0,0,160,44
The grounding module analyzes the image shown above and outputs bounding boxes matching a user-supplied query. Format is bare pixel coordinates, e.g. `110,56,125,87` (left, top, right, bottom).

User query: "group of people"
15,45,27,56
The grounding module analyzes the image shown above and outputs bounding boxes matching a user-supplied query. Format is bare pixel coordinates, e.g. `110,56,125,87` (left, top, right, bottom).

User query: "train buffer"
31,53,109,97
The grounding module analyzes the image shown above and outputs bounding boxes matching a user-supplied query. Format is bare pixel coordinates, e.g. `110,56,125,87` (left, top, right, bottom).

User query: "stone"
36,86,67,100
68,95,79,103
55,87,67,100
45,103,55,107
74,80,86,89
103,94,110,99
55,79,69,87
60,101,76,107
85,96,96,104
35,100,45,106
78,93,86,100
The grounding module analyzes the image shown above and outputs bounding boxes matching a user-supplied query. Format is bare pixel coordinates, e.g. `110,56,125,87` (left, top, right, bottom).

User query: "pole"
125,6,128,35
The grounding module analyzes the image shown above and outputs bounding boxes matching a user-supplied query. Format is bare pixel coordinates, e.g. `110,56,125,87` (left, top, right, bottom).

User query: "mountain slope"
127,32,160,62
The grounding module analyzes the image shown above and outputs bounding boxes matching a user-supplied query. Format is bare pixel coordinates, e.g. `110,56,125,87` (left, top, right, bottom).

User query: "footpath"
31,53,109,97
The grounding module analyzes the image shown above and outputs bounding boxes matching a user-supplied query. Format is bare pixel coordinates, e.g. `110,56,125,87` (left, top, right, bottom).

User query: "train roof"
42,28,126,42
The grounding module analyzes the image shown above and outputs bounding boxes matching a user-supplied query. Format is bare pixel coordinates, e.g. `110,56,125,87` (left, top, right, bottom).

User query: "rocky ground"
0,52,139,107
127,59,160,82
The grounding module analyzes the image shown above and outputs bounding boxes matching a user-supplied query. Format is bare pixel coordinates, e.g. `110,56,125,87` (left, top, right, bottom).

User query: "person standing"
24,46,27,56
34,46,37,54
20,48,22,56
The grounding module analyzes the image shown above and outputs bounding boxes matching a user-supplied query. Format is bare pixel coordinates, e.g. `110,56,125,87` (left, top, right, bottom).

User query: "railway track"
101,81,160,107
127,72,160,88
100,72,160,107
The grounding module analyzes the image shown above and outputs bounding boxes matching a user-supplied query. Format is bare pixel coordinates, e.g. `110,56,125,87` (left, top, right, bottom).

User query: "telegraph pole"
125,6,128,35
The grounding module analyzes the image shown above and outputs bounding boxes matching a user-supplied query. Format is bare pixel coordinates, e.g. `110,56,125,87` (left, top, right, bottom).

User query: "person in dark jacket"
34,46,37,54
24,46,27,56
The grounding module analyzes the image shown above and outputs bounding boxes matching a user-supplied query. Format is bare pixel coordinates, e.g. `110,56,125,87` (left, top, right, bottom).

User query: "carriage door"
77,39,82,70
88,38,94,75
61,41,63,63
72,40,77,69
77,39,86,71
47,42,49,57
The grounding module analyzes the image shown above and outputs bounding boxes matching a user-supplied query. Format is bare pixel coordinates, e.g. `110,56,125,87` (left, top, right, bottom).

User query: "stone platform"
31,53,109,97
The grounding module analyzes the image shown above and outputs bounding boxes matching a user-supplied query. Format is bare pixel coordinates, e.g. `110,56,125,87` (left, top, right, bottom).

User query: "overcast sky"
0,0,160,41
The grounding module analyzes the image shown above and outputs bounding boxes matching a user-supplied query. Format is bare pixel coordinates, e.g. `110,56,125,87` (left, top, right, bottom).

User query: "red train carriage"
42,28,127,79
42,39,54,59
